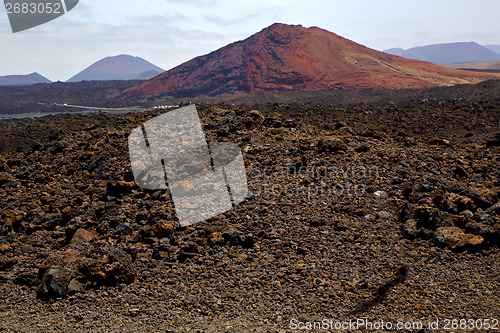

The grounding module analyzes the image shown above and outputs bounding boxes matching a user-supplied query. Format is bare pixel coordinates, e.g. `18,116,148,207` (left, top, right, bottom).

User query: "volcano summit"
123,23,499,100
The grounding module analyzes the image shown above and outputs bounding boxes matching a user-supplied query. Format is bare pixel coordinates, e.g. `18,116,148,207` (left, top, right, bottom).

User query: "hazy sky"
1,0,499,81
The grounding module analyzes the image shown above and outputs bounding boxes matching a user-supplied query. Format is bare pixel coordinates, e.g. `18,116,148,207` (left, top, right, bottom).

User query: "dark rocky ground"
0,80,141,116
0,97,499,332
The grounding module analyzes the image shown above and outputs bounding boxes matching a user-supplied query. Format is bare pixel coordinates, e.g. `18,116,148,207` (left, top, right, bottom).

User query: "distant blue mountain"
67,54,165,82
0,72,52,86
485,45,500,55
384,42,500,64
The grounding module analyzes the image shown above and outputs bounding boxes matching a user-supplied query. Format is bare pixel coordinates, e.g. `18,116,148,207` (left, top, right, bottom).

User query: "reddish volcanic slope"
123,23,500,99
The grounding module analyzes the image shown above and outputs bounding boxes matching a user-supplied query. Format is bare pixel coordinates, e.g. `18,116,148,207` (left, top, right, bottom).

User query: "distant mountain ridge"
384,42,500,64
0,72,51,86
67,55,164,82
485,45,500,55
123,23,500,100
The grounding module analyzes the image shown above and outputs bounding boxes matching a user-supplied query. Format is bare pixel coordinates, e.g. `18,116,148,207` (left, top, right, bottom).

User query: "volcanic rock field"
0,96,499,331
